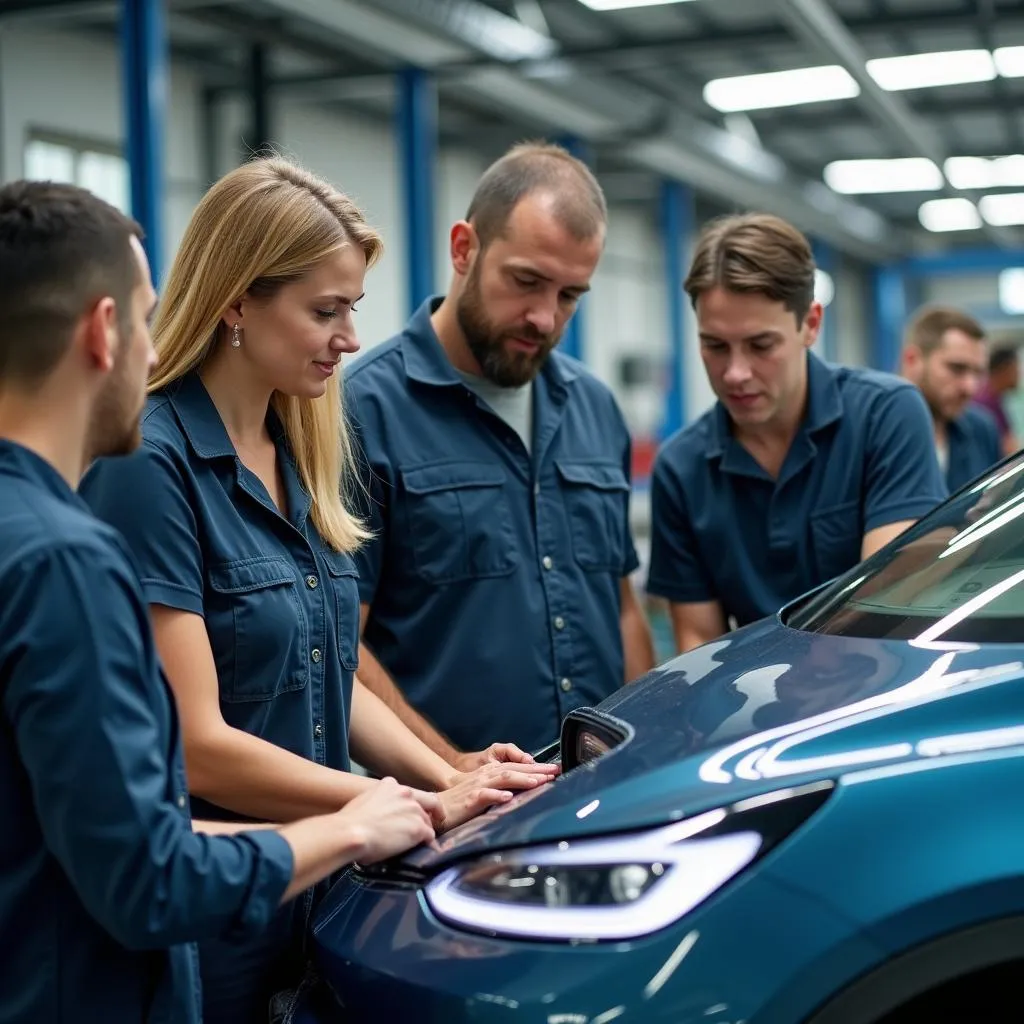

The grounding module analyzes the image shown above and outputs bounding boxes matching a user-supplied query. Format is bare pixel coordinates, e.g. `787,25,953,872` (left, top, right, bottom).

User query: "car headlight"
425,782,832,942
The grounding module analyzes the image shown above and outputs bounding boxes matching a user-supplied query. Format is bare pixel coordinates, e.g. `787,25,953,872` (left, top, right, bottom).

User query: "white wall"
918,271,1024,335
0,22,207,276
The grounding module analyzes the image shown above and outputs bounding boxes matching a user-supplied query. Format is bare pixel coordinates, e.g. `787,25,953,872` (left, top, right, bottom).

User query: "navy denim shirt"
348,298,639,754
0,441,292,1024
648,354,947,626
946,404,1003,493
82,371,358,821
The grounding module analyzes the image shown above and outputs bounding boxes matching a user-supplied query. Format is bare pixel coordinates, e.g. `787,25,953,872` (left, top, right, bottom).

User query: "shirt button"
311,648,322,663
306,575,319,590
534,482,541,496
554,616,565,630
314,722,323,738
177,794,186,809
560,677,573,693
542,555,553,570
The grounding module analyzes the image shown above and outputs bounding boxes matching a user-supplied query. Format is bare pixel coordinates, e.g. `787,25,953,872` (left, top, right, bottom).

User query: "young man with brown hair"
347,142,655,760
647,213,946,653
900,305,1003,491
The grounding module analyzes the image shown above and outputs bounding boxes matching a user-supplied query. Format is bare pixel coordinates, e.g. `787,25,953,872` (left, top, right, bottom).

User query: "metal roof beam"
770,0,1017,247
253,0,905,261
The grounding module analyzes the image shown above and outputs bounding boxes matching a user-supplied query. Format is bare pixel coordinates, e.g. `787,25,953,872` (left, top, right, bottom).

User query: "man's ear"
902,344,923,376
450,221,479,277
801,301,824,349
80,297,119,372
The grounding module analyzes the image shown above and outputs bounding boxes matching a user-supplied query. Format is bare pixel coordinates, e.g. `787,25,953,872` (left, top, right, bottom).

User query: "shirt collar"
165,371,238,460
0,439,83,507
706,351,843,460
400,295,580,393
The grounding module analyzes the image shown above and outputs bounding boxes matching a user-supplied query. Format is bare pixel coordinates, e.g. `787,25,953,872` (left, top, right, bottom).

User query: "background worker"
974,344,1020,457
900,305,1002,492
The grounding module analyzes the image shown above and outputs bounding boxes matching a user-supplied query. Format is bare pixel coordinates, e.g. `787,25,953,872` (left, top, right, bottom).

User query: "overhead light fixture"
704,65,859,113
823,158,943,194
998,269,1024,316
980,192,1024,227
918,198,982,233
945,155,1024,189
867,49,996,91
578,0,695,9
994,46,1024,78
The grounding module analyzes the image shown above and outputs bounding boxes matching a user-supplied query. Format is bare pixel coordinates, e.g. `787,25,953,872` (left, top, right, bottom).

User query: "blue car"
307,455,1024,1023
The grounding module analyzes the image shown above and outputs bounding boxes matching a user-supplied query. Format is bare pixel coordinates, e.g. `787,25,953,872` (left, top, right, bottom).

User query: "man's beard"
87,339,144,460
455,267,559,388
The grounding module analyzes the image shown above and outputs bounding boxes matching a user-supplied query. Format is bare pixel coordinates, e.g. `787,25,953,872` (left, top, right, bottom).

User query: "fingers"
410,788,443,815
474,761,559,782
489,742,535,764
477,768,553,792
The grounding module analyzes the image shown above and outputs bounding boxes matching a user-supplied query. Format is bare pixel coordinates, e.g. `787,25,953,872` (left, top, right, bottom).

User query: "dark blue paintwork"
307,454,1024,1022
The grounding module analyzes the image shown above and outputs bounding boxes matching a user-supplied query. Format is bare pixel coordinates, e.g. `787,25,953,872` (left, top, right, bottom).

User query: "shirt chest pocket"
323,552,360,671
809,500,863,583
556,460,630,573
207,556,308,703
400,461,518,584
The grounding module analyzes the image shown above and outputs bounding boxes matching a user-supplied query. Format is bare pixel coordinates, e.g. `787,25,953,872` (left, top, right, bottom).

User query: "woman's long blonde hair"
150,157,381,553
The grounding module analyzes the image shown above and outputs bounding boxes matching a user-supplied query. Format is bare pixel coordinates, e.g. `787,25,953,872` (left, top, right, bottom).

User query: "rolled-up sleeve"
81,443,204,614
646,450,714,603
0,541,293,950
863,386,948,532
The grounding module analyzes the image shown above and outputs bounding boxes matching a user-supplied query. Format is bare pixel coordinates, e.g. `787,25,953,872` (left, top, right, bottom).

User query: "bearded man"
346,142,654,759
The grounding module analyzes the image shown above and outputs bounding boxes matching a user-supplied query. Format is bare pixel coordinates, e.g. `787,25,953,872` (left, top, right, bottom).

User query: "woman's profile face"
234,244,367,399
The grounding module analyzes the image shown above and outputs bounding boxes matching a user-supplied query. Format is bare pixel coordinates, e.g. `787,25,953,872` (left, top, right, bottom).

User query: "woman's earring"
231,323,242,348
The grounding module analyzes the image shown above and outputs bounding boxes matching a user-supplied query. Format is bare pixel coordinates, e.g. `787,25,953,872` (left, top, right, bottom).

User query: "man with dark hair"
647,212,945,653
0,180,438,1023
900,305,1002,491
975,344,1020,456
347,142,654,761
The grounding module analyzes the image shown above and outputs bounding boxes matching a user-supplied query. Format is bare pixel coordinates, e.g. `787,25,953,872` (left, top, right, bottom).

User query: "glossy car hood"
406,618,1024,870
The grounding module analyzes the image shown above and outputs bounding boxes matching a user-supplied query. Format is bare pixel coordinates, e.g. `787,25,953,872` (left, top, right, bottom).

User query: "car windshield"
789,454,1024,644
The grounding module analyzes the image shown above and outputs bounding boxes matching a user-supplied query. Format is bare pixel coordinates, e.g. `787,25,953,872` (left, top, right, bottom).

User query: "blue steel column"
555,134,593,363
120,0,166,286
811,239,838,363
871,264,908,373
660,180,693,439
396,67,436,317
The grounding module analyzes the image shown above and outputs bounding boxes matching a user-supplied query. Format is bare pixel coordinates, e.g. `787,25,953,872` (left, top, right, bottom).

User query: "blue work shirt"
82,370,359,822
648,353,947,627
348,297,639,754
0,440,292,1024
946,404,1003,492
82,372,361,1019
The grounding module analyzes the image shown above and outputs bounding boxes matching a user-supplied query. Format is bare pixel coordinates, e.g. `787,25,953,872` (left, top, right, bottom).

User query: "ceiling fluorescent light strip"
994,46,1024,78
706,47,1023,113
823,158,942,194
866,49,996,91
704,65,859,113
579,0,695,9
980,193,1024,227
918,198,982,233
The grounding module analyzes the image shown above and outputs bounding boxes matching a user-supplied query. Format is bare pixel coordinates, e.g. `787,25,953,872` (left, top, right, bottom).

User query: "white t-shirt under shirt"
456,370,534,454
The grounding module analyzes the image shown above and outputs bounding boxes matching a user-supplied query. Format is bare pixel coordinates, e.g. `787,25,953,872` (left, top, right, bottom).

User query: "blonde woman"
81,157,556,1023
